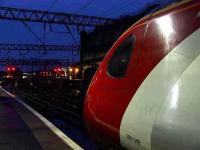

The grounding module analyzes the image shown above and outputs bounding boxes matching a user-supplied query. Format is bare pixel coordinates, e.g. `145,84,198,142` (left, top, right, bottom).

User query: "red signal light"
7,67,11,71
57,68,61,72
6,66,16,72
54,67,61,72
12,67,16,71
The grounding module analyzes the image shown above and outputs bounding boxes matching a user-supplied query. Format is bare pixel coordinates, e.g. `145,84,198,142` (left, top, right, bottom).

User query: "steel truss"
0,59,69,65
0,6,116,26
0,44,79,51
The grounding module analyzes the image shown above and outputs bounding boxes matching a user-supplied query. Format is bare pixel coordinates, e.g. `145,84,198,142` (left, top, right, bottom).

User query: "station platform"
0,87,83,150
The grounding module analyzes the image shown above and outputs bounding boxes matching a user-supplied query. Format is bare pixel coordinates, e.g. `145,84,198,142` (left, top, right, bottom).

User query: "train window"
107,35,135,78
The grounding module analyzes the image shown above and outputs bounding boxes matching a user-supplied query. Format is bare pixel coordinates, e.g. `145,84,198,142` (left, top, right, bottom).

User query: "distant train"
84,0,200,149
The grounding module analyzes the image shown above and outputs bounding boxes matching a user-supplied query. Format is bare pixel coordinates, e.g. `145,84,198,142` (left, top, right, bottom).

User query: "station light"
75,68,79,73
69,68,73,72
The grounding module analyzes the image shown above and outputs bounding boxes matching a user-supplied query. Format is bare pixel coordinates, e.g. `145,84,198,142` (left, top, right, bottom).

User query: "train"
84,0,200,149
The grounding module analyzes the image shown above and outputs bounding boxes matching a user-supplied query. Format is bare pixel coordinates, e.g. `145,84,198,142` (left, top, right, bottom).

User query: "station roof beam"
0,59,70,65
0,7,116,27
0,44,80,51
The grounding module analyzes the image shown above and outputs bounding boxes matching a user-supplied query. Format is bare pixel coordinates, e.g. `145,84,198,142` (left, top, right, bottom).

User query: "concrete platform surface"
0,87,83,150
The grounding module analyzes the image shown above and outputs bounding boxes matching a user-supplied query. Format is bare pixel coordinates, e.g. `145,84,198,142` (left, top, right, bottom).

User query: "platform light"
69,68,73,72
75,68,79,73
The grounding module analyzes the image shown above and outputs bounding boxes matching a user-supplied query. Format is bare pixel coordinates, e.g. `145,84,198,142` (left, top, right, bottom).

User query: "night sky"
0,0,178,71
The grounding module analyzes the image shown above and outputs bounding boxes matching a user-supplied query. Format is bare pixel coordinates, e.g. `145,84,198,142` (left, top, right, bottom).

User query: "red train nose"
84,90,97,131
84,75,119,147
84,83,104,146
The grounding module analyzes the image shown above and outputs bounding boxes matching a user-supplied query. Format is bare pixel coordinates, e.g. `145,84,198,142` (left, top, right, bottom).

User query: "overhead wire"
37,0,79,63
101,0,139,17
57,0,96,62
70,0,97,62
47,0,59,11
23,0,60,60
75,0,95,13
100,0,133,16
21,21,45,60
3,21,44,60
38,0,60,58
66,0,96,46
22,21,44,44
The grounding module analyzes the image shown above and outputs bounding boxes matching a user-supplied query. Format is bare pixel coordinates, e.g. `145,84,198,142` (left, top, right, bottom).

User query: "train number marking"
126,134,141,145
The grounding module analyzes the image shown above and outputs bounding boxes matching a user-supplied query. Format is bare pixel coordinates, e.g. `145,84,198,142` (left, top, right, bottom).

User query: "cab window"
107,35,135,78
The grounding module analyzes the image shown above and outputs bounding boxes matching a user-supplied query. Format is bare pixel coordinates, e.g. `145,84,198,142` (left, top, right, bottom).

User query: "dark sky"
0,0,178,71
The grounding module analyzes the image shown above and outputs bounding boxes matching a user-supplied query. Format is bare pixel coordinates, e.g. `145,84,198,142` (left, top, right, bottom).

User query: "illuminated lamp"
12,67,16,71
57,68,61,72
69,68,73,72
7,67,11,71
75,68,79,73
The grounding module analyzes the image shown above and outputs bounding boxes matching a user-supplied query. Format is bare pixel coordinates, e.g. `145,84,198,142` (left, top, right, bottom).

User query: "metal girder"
0,44,80,51
0,7,116,26
0,59,69,65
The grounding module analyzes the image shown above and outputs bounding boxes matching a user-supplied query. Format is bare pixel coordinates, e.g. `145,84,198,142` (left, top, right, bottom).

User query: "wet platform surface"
0,87,75,150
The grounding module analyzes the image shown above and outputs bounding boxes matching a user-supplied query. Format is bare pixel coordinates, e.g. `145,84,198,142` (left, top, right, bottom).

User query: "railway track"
1,78,99,150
